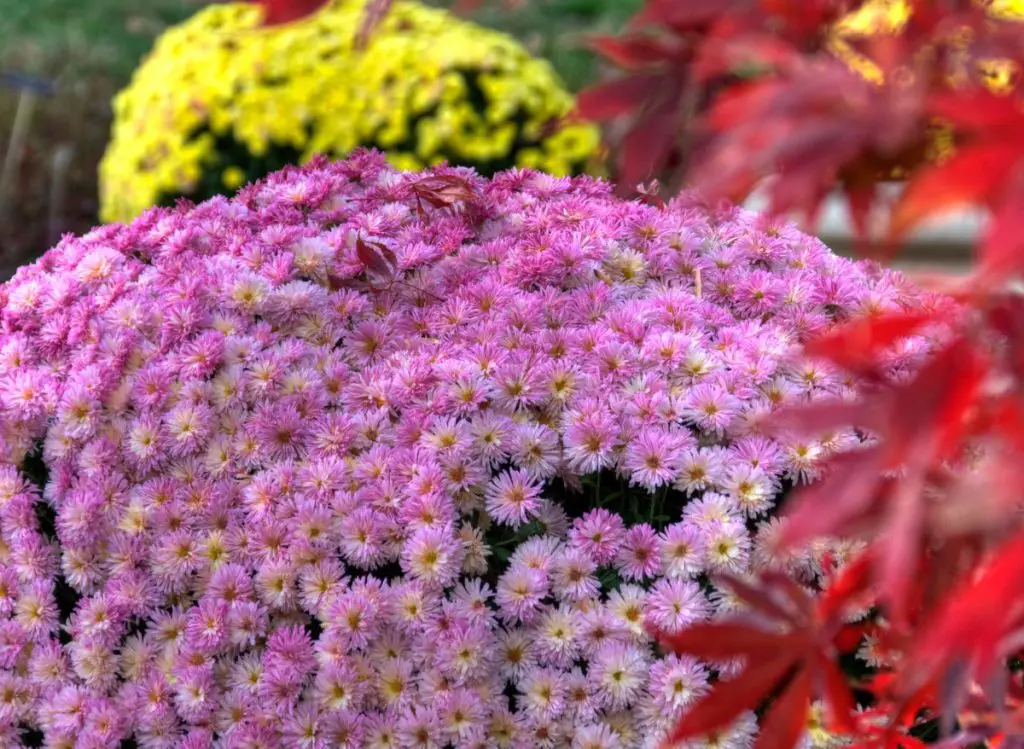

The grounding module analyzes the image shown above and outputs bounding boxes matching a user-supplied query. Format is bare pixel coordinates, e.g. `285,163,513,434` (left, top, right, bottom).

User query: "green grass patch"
448,0,643,90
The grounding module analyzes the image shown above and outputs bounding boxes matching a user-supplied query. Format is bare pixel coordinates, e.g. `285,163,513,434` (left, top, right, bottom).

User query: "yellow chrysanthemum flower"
804,701,849,749
99,0,602,224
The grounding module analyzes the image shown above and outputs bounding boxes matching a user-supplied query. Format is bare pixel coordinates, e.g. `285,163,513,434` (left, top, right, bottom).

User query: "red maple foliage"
651,570,862,747
572,1,1024,747
254,0,331,26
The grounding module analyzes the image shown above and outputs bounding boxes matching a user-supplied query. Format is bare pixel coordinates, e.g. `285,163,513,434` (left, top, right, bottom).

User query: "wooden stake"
0,89,37,229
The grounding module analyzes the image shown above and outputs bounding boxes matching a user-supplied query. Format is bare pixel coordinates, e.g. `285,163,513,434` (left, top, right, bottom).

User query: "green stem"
651,485,669,525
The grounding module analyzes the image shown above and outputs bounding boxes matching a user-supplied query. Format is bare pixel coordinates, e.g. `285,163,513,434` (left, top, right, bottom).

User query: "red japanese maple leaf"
354,236,398,290
654,570,862,749
406,174,479,212
843,671,942,749
890,89,1024,283
770,309,998,625
902,529,1024,712
693,38,932,231
578,0,1022,252
575,32,698,189
256,0,331,26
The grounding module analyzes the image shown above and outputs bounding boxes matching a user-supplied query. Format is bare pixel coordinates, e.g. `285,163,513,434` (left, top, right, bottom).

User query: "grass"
0,0,201,81
450,0,644,91
0,0,635,278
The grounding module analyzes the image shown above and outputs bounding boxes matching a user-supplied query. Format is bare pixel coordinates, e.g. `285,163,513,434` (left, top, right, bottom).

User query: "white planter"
742,181,984,262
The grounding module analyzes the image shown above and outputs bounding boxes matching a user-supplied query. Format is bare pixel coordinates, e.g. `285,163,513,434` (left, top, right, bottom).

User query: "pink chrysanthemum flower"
495,564,548,624
615,523,662,581
623,427,686,490
660,521,707,580
569,509,626,566
484,469,543,528
590,641,649,711
646,578,711,634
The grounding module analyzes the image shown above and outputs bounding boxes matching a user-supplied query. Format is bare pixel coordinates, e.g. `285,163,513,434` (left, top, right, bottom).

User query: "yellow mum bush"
99,0,602,224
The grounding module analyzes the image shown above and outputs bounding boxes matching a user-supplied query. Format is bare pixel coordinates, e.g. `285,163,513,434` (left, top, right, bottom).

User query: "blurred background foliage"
0,0,203,276
0,0,639,276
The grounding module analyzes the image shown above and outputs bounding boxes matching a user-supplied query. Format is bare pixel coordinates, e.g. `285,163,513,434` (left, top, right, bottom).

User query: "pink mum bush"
0,151,938,749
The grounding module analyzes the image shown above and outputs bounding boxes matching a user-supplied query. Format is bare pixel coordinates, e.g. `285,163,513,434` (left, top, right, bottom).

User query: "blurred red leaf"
587,35,687,70
693,51,929,224
618,95,684,188
842,180,882,255
692,32,802,81
776,448,888,547
889,143,1023,241
759,0,853,37
633,0,755,31
907,528,1024,695
820,653,859,733
717,571,806,624
819,550,876,624
667,652,798,743
757,668,814,749
777,334,991,625
977,180,1024,281
928,89,1024,135
658,622,802,660
803,311,938,380
257,0,330,26
575,75,667,121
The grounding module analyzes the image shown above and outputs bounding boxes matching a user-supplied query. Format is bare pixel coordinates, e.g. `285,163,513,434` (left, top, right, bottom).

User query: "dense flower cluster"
99,0,601,224
0,152,942,748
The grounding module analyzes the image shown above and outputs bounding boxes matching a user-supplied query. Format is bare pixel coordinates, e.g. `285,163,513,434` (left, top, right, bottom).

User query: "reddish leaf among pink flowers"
355,236,397,289
656,571,859,749
801,311,939,381
406,174,479,210
657,622,803,661
776,331,992,625
757,668,814,749
775,448,888,547
818,549,876,625
666,652,798,743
